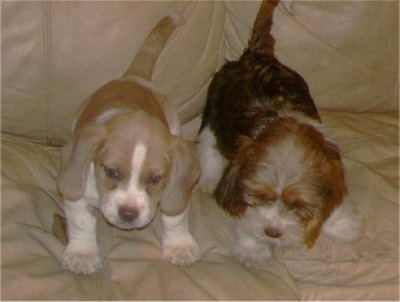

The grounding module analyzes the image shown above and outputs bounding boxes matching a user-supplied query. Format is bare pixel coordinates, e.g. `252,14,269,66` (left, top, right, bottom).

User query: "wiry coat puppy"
198,0,363,268
57,14,201,275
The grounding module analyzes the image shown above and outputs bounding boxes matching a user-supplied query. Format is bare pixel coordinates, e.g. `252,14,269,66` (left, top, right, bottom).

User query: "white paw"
323,201,364,243
62,244,102,275
232,240,273,269
199,180,217,195
162,237,202,267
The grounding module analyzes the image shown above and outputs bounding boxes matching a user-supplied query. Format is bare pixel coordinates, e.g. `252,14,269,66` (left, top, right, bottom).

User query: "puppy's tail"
246,0,279,56
124,13,182,80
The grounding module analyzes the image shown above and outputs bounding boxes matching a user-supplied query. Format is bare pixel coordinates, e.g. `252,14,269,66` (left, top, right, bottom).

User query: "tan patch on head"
74,80,168,133
94,112,172,202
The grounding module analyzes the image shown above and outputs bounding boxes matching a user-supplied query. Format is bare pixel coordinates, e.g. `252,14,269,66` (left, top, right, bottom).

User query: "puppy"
57,13,201,275
198,0,363,269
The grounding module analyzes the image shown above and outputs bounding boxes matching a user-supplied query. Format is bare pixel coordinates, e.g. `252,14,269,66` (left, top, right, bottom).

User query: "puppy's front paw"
62,244,102,275
324,214,363,243
232,240,273,269
162,237,202,267
199,181,216,195
323,201,364,243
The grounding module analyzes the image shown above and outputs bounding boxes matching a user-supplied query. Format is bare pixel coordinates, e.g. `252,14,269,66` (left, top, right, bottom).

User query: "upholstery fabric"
1,1,399,300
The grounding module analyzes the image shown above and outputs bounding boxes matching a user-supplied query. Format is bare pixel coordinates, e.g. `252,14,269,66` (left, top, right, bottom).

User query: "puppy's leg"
198,126,226,193
161,204,201,266
322,198,364,243
62,199,102,275
232,224,273,269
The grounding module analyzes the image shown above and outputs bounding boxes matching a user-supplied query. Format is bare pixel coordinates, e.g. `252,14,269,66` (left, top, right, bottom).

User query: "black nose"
118,206,140,222
264,227,282,238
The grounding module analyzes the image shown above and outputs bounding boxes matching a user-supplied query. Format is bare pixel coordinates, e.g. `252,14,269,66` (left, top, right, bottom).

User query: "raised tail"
246,0,279,56
124,13,182,80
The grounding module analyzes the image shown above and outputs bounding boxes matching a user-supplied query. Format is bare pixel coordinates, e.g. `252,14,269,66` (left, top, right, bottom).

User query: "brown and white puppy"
57,13,201,275
198,0,363,268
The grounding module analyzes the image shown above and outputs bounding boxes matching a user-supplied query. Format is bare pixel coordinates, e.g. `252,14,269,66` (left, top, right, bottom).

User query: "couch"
1,1,399,300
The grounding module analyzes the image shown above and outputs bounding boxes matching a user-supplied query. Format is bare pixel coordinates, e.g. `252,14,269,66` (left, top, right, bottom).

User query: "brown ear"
304,217,324,248
282,183,325,248
160,137,200,216
305,158,347,247
214,160,248,217
57,125,106,201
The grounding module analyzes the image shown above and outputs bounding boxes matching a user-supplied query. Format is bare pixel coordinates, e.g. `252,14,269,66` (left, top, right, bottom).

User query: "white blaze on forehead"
103,142,153,228
130,143,147,188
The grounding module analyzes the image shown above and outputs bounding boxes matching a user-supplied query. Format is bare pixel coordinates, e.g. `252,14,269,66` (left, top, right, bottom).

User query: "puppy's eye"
246,191,276,206
148,174,163,185
104,166,120,180
293,204,314,220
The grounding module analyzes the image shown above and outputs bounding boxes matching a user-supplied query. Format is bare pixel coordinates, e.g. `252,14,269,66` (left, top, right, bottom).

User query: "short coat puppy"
57,13,201,275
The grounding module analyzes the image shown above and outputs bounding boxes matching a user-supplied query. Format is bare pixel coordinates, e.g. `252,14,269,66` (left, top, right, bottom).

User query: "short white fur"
161,205,202,266
102,143,153,229
62,198,101,275
198,126,227,193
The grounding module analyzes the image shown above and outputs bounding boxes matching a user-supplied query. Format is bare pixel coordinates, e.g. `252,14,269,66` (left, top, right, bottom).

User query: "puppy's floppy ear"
57,125,106,201
214,135,251,217
214,160,248,217
293,159,346,248
160,137,200,216
304,215,324,248
284,183,327,248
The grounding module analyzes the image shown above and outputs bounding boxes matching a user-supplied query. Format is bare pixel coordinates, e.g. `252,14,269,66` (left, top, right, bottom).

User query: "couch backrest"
2,1,398,145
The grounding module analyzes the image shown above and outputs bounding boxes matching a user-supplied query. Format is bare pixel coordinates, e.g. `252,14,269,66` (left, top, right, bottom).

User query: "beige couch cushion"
1,1,399,300
224,1,398,112
2,1,398,144
1,139,299,300
2,1,224,144
2,111,398,300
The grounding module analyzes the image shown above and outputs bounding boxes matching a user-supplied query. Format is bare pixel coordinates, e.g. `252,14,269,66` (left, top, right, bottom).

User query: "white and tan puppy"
57,13,201,275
